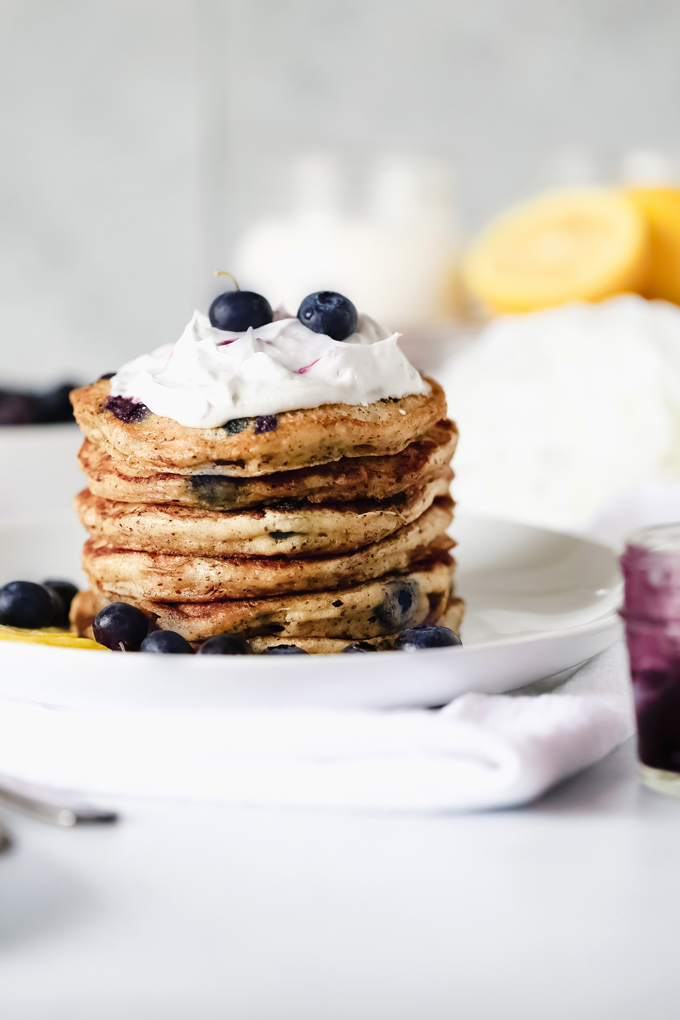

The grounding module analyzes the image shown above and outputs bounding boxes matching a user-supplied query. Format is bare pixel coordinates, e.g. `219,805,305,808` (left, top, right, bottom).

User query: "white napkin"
0,642,633,812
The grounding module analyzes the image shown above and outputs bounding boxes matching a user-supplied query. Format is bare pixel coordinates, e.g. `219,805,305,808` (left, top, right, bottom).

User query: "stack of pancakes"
69,375,463,652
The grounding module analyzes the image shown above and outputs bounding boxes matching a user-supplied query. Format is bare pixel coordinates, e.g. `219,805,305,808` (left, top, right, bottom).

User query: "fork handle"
0,780,118,827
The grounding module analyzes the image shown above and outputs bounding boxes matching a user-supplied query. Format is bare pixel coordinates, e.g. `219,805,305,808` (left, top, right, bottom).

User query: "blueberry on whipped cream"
297,291,358,342
209,289,273,332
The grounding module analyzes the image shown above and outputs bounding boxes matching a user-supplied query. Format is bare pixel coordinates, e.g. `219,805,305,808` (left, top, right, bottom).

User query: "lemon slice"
0,624,109,650
626,187,680,305
463,188,649,313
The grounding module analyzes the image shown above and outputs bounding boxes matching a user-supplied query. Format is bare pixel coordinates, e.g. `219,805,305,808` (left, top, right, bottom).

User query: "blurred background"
4,0,680,531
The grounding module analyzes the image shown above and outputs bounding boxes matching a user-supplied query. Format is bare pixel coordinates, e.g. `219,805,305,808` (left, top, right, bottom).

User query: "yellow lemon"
626,187,680,305
0,624,109,650
463,189,649,313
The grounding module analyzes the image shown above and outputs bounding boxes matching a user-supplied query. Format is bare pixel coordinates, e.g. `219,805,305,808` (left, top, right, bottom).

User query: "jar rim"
626,522,680,554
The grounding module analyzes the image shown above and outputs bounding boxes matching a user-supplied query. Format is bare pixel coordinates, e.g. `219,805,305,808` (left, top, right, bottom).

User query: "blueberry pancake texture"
81,498,454,601
74,475,452,557
70,376,447,476
70,292,463,653
249,598,465,653
72,560,460,644
77,420,457,510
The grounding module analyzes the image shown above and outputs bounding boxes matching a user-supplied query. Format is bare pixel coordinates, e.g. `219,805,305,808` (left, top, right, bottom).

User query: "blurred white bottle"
619,149,680,185
361,155,460,327
232,152,459,328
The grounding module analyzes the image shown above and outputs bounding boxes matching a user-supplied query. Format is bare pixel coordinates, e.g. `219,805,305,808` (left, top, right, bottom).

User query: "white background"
2,0,680,384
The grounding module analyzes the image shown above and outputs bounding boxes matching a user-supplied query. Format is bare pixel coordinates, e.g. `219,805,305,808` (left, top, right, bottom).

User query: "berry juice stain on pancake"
189,475,246,509
253,415,278,434
104,395,150,424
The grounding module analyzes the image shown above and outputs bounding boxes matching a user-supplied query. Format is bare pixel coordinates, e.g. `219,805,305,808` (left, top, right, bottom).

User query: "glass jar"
622,523,680,794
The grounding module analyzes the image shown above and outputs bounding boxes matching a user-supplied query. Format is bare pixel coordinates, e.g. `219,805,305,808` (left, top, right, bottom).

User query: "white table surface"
1,738,679,1020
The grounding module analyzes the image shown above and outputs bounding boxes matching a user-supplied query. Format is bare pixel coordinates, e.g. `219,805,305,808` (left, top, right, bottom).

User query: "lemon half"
464,189,649,313
627,187,680,305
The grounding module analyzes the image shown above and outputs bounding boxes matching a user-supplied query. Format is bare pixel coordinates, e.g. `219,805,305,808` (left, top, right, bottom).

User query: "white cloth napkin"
0,642,633,813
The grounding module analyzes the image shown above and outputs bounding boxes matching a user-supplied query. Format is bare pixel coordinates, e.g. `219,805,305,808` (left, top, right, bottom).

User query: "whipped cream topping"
109,311,428,429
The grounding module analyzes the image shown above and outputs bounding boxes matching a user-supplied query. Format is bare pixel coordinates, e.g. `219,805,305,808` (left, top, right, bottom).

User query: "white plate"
0,511,622,710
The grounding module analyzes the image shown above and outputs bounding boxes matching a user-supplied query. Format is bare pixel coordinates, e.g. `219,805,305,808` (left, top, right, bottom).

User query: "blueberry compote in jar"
622,523,680,794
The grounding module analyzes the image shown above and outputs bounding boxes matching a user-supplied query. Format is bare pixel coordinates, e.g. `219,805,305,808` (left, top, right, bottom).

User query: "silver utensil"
0,775,118,827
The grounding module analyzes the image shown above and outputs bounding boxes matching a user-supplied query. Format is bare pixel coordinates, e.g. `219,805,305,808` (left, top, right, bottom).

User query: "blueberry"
260,645,309,655
253,414,278,434
341,641,377,653
93,603,149,651
297,291,358,341
394,624,463,651
36,383,77,424
373,580,419,630
104,395,150,424
209,291,273,332
140,630,194,654
0,391,39,425
221,417,252,435
190,474,243,509
43,579,79,628
197,634,252,655
0,581,56,628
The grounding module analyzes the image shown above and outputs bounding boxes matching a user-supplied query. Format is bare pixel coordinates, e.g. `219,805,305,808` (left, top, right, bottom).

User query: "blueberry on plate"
43,579,79,628
140,630,194,654
0,391,39,425
341,641,377,653
0,581,56,628
260,645,309,655
93,603,149,651
0,383,78,426
209,290,273,332
35,383,77,424
297,291,358,341
197,634,252,655
394,624,463,651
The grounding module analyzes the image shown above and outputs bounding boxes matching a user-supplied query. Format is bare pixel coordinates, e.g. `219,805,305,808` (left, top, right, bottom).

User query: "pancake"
69,588,103,639
74,475,452,556
72,557,457,642
249,598,465,653
71,376,447,476
81,498,455,601
77,419,458,510
249,635,396,654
